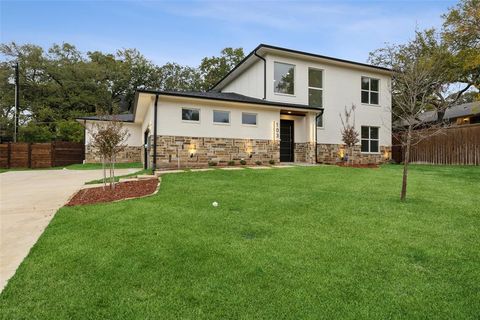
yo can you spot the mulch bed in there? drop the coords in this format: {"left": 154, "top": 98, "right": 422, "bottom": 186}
{"left": 336, "top": 163, "right": 379, "bottom": 168}
{"left": 66, "top": 179, "right": 158, "bottom": 206}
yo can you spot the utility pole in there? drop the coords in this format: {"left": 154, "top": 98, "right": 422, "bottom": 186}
{"left": 14, "top": 62, "right": 19, "bottom": 142}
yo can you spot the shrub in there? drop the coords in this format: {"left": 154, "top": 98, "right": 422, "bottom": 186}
{"left": 255, "top": 160, "right": 262, "bottom": 165}
{"left": 208, "top": 161, "right": 217, "bottom": 167}
{"left": 240, "top": 159, "right": 247, "bottom": 165}
{"left": 228, "top": 160, "right": 235, "bottom": 166}
{"left": 269, "top": 159, "right": 275, "bottom": 165}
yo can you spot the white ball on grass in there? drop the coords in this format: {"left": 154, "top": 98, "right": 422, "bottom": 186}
{"left": 212, "top": 201, "right": 219, "bottom": 207}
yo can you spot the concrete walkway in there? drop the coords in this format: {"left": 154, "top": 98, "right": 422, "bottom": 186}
{"left": 0, "top": 168, "right": 137, "bottom": 291}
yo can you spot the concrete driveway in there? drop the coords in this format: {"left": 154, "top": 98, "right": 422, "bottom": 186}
{"left": 0, "top": 168, "right": 138, "bottom": 291}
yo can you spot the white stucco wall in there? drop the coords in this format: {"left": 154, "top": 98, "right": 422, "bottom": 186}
{"left": 221, "top": 53, "right": 392, "bottom": 147}
{"left": 222, "top": 59, "right": 264, "bottom": 99}
{"left": 262, "top": 53, "right": 391, "bottom": 146}
{"left": 152, "top": 99, "right": 281, "bottom": 141}
{"left": 84, "top": 121, "right": 142, "bottom": 146}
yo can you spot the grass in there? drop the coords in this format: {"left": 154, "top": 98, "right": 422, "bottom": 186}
{"left": 84, "top": 168, "right": 152, "bottom": 185}
{"left": 64, "top": 162, "right": 143, "bottom": 170}
{"left": 0, "top": 162, "right": 142, "bottom": 173}
{"left": 0, "top": 164, "right": 478, "bottom": 319}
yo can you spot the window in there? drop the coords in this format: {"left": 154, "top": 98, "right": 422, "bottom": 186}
{"left": 361, "top": 126, "right": 379, "bottom": 153}
{"left": 361, "top": 77, "right": 379, "bottom": 105}
{"left": 213, "top": 110, "right": 230, "bottom": 124}
{"left": 316, "top": 114, "right": 323, "bottom": 128}
{"left": 182, "top": 108, "right": 199, "bottom": 121}
{"left": 274, "top": 62, "right": 295, "bottom": 95}
{"left": 242, "top": 112, "right": 257, "bottom": 125}
{"left": 309, "top": 68, "right": 323, "bottom": 108}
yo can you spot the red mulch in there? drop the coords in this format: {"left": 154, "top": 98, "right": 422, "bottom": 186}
{"left": 66, "top": 179, "right": 158, "bottom": 206}
{"left": 336, "top": 162, "right": 379, "bottom": 168}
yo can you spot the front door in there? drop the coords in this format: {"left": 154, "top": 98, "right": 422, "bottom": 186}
{"left": 280, "top": 120, "right": 294, "bottom": 162}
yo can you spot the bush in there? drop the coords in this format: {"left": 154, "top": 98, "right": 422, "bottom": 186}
{"left": 208, "top": 161, "right": 217, "bottom": 167}
{"left": 240, "top": 159, "right": 247, "bottom": 165}
{"left": 255, "top": 160, "right": 262, "bottom": 165}
{"left": 269, "top": 159, "right": 275, "bottom": 165}
{"left": 228, "top": 160, "right": 235, "bottom": 166}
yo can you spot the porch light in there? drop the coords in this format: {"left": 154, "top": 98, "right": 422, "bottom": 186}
{"left": 189, "top": 145, "right": 196, "bottom": 158}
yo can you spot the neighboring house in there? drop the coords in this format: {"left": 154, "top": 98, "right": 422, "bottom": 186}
{"left": 420, "top": 101, "right": 480, "bottom": 125}
{"left": 77, "top": 44, "right": 392, "bottom": 169}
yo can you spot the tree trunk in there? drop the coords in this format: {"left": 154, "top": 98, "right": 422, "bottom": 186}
{"left": 102, "top": 157, "right": 106, "bottom": 190}
{"left": 112, "top": 155, "right": 115, "bottom": 191}
{"left": 400, "top": 126, "right": 412, "bottom": 201}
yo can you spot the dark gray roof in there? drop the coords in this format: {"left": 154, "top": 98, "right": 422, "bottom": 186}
{"left": 445, "top": 101, "right": 480, "bottom": 119}
{"left": 394, "top": 101, "right": 480, "bottom": 127}
{"left": 137, "top": 89, "right": 319, "bottom": 110}
{"left": 76, "top": 113, "right": 134, "bottom": 122}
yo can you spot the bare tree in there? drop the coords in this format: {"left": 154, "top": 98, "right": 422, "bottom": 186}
{"left": 87, "top": 116, "right": 130, "bottom": 190}
{"left": 339, "top": 104, "right": 359, "bottom": 165}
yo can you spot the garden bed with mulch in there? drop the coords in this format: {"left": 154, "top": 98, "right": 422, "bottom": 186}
{"left": 336, "top": 162, "right": 379, "bottom": 168}
{"left": 66, "top": 179, "right": 158, "bottom": 206}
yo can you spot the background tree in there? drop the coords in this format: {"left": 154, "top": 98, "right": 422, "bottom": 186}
{"left": 370, "top": 32, "right": 449, "bottom": 201}
{"left": 339, "top": 104, "right": 359, "bottom": 165}
{"left": 198, "top": 47, "right": 244, "bottom": 91}
{"left": 0, "top": 43, "right": 244, "bottom": 142}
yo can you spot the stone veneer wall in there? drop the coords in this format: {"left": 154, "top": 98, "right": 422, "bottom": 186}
{"left": 85, "top": 145, "right": 142, "bottom": 163}
{"left": 316, "top": 144, "right": 391, "bottom": 164}
{"left": 151, "top": 135, "right": 279, "bottom": 169}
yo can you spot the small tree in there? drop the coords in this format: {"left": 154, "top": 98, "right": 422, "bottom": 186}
{"left": 369, "top": 30, "right": 451, "bottom": 201}
{"left": 88, "top": 116, "right": 130, "bottom": 190}
{"left": 339, "top": 104, "right": 359, "bottom": 165}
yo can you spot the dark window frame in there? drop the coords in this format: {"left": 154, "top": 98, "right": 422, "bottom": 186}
{"left": 181, "top": 108, "right": 200, "bottom": 122}
{"left": 361, "top": 126, "right": 380, "bottom": 153}
{"left": 361, "top": 77, "right": 380, "bottom": 105}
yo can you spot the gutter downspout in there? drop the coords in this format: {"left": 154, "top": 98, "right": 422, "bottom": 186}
{"left": 315, "top": 109, "right": 324, "bottom": 163}
{"left": 253, "top": 50, "right": 266, "bottom": 100}
{"left": 153, "top": 94, "right": 159, "bottom": 170}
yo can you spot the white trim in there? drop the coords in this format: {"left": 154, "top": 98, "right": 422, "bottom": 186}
{"left": 212, "top": 110, "right": 231, "bottom": 125}
{"left": 273, "top": 61, "right": 296, "bottom": 95}
{"left": 241, "top": 112, "right": 258, "bottom": 126}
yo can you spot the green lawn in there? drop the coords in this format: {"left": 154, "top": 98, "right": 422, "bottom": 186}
{"left": 84, "top": 168, "right": 152, "bottom": 185}
{"left": 1, "top": 165, "right": 479, "bottom": 319}
{"left": 0, "top": 162, "right": 142, "bottom": 173}
{"left": 64, "top": 162, "right": 143, "bottom": 170}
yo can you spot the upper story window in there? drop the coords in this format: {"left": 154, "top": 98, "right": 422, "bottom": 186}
{"left": 242, "top": 112, "right": 257, "bottom": 125}
{"left": 361, "top": 77, "right": 379, "bottom": 105}
{"left": 182, "top": 108, "right": 200, "bottom": 122}
{"left": 309, "top": 68, "right": 323, "bottom": 108}
{"left": 213, "top": 110, "right": 230, "bottom": 124}
{"left": 361, "top": 126, "right": 379, "bottom": 153}
{"left": 274, "top": 62, "right": 295, "bottom": 95}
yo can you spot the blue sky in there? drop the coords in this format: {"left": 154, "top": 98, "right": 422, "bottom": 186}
{"left": 1, "top": 0, "right": 457, "bottom": 66}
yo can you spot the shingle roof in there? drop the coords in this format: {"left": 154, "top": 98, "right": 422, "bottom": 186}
{"left": 137, "top": 89, "right": 319, "bottom": 110}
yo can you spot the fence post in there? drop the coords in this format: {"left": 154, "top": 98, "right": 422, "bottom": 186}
{"left": 28, "top": 143, "right": 32, "bottom": 168}
{"left": 7, "top": 142, "right": 11, "bottom": 168}
{"left": 51, "top": 141, "right": 55, "bottom": 167}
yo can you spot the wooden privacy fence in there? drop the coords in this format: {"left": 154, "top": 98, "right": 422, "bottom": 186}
{"left": 0, "top": 141, "right": 84, "bottom": 168}
{"left": 392, "top": 124, "right": 480, "bottom": 165}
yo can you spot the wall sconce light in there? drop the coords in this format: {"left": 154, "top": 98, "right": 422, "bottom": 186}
{"left": 189, "top": 145, "right": 196, "bottom": 158}
{"left": 384, "top": 150, "right": 390, "bottom": 160}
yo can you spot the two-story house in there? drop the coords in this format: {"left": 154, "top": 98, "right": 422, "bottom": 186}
{"left": 78, "top": 44, "right": 392, "bottom": 169}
